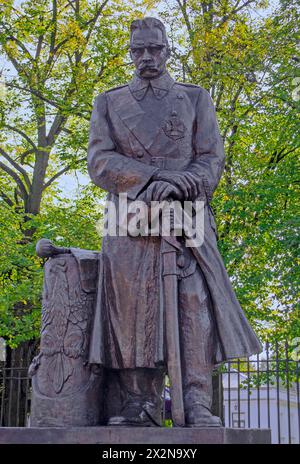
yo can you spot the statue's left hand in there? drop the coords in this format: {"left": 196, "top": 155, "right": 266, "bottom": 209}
{"left": 153, "top": 170, "right": 199, "bottom": 200}
{"left": 143, "top": 181, "right": 183, "bottom": 203}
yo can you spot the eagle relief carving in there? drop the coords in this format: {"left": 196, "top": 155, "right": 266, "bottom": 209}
{"left": 29, "top": 253, "right": 95, "bottom": 396}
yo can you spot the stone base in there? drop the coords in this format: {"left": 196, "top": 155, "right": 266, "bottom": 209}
{"left": 0, "top": 427, "right": 271, "bottom": 444}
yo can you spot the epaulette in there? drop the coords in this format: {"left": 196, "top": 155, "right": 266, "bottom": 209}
{"left": 105, "top": 83, "right": 128, "bottom": 93}
{"left": 176, "top": 82, "right": 201, "bottom": 88}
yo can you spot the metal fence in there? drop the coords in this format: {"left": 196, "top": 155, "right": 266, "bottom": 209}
{"left": 222, "top": 341, "right": 300, "bottom": 444}
{"left": 0, "top": 366, "right": 31, "bottom": 427}
{"left": 1, "top": 341, "right": 299, "bottom": 443}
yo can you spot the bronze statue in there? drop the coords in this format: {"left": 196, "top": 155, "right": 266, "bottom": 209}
{"left": 87, "top": 17, "right": 262, "bottom": 427}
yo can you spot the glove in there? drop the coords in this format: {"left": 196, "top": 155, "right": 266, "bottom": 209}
{"left": 152, "top": 170, "right": 202, "bottom": 200}
{"left": 141, "top": 181, "right": 183, "bottom": 203}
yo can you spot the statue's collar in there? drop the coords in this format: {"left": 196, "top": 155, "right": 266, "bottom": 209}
{"left": 129, "top": 71, "right": 175, "bottom": 101}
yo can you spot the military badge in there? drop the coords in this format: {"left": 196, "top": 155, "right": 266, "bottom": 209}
{"left": 162, "top": 110, "right": 186, "bottom": 140}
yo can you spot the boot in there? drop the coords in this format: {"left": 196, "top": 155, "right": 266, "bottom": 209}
{"left": 106, "top": 368, "right": 165, "bottom": 427}
{"left": 108, "top": 399, "right": 162, "bottom": 427}
{"left": 183, "top": 373, "right": 222, "bottom": 428}
{"left": 185, "top": 402, "right": 222, "bottom": 427}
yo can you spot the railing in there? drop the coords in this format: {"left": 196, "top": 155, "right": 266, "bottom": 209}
{"left": 1, "top": 341, "right": 299, "bottom": 444}
{"left": 222, "top": 341, "right": 300, "bottom": 444}
{"left": 0, "top": 366, "right": 31, "bottom": 427}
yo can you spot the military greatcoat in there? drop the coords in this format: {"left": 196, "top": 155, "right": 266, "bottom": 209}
{"left": 87, "top": 71, "right": 262, "bottom": 369}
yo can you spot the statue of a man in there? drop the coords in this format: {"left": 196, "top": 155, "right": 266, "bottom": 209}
{"left": 87, "top": 17, "right": 261, "bottom": 427}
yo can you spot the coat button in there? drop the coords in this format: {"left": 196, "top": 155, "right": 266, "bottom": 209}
{"left": 177, "top": 253, "right": 185, "bottom": 268}
{"left": 137, "top": 150, "right": 144, "bottom": 158}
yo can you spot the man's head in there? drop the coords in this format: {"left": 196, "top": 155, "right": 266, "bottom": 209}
{"left": 130, "top": 17, "right": 170, "bottom": 79}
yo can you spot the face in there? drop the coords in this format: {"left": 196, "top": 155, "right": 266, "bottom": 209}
{"left": 130, "top": 27, "right": 170, "bottom": 79}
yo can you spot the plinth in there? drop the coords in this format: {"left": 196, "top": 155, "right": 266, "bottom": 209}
{"left": 0, "top": 427, "right": 271, "bottom": 444}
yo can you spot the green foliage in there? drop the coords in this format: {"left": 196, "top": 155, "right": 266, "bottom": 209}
{"left": 162, "top": 419, "right": 173, "bottom": 427}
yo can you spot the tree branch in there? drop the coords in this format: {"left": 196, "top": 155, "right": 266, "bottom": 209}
{"left": 3, "top": 46, "right": 31, "bottom": 81}
{"left": 4, "top": 124, "right": 38, "bottom": 152}
{"left": 218, "top": 0, "right": 257, "bottom": 26}
{"left": 5, "top": 82, "right": 61, "bottom": 109}
{"left": 0, "top": 189, "right": 14, "bottom": 207}
{"left": 215, "top": 83, "right": 225, "bottom": 111}
{"left": 35, "top": 33, "right": 44, "bottom": 61}
{"left": 221, "top": 84, "right": 244, "bottom": 140}
{"left": 4, "top": 30, "right": 35, "bottom": 63}
{"left": 20, "top": 148, "right": 35, "bottom": 164}
{"left": 53, "top": 37, "right": 69, "bottom": 54}
{"left": 47, "top": 113, "right": 67, "bottom": 146}
{"left": 0, "top": 147, "right": 31, "bottom": 189}
{"left": 46, "top": 82, "right": 78, "bottom": 145}
{"left": 176, "top": 0, "right": 194, "bottom": 43}
{"left": 85, "top": 0, "right": 110, "bottom": 43}
{"left": 47, "top": 0, "right": 58, "bottom": 66}
{"left": 63, "top": 0, "right": 77, "bottom": 12}
{"left": 43, "top": 157, "right": 86, "bottom": 190}
{"left": 0, "top": 160, "right": 28, "bottom": 200}
{"left": 267, "top": 147, "right": 298, "bottom": 169}
{"left": 6, "top": 82, "right": 91, "bottom": 121}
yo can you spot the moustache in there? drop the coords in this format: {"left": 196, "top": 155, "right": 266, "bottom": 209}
{"left": 139, "top": 63, "right": 157, "bottom": 71}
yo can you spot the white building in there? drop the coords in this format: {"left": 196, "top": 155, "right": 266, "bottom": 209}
{"left": 223, "top": 370, "right": 299, "bottom": 444}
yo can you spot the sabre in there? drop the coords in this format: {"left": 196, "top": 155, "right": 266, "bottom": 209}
{"left": 160, "top": 200, "right": 185, "bottom": 427}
